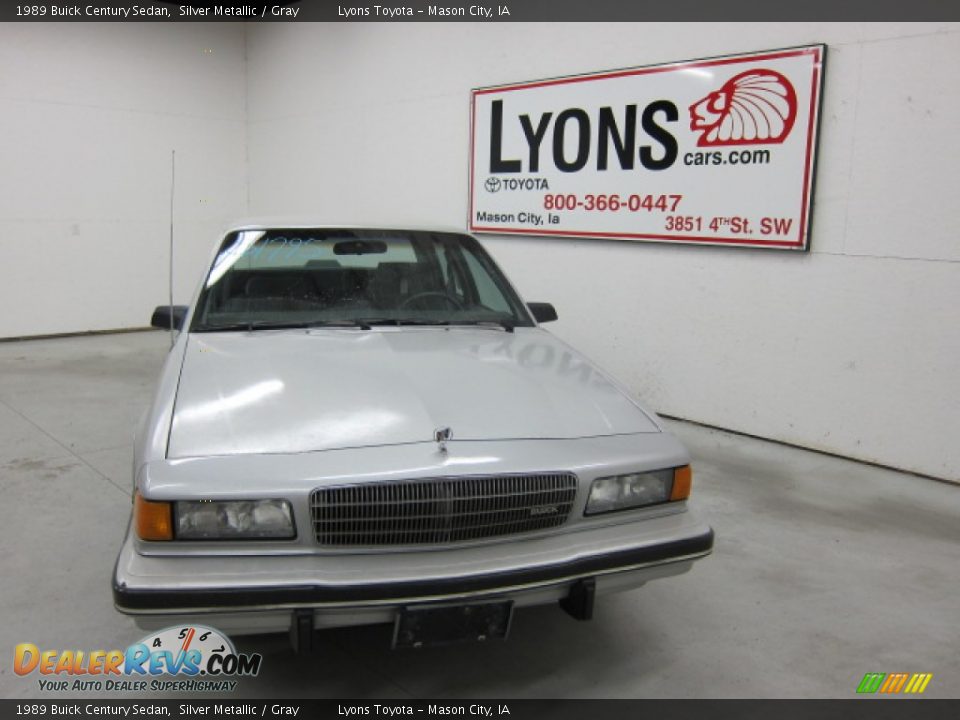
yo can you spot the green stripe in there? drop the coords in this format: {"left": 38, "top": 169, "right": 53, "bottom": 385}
{"left": 857, "top": 673, "right": 886, "bottom": 693}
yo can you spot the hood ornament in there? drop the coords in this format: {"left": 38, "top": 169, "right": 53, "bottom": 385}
{"left": 434, "top": 427, "right": 452, "bottom": 453}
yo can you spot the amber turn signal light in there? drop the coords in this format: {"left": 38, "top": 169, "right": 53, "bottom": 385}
{"left": 135, "top": 493, "right": 173, "bottom": 541}
{"left": 670, "top": 465, "right": 693, "bottom": 501}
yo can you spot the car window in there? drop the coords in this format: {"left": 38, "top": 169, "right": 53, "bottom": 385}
{"left": 462, "top": 247, "right": 513, "bottom": 314}
{"left": 435, "top": 242, "right": 469, "bottom": 306}
{"left": 192, "top": 229, "right": 533, "bottom": 331}
{"left": 231, "top": 234, "right": 418, "bottom": 269}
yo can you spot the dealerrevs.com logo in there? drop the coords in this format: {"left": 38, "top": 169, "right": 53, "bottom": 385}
{"left": 14, "top": 625, "right": 261, "bottom": 692}
{"left": 856, "top": 672, "right": 933, "bottom": 695}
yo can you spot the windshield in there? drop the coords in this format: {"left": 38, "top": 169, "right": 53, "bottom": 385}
{"left": 191, "top": 229, "right": 534, "bottom": 331}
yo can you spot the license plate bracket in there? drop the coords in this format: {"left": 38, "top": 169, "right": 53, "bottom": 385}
{"left": 393, "top": 600, "right": 514, "bottom": 649}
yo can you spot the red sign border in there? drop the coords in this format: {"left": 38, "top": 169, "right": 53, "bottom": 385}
{"left": 468, "top": 45, "right": 826, "bottom": 250}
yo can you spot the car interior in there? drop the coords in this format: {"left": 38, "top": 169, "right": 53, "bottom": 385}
{"left": 210, "top": 262, "right": 452, "bottom": 314}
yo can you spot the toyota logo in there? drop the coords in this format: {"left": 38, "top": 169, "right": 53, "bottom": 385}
{"left": 484, "top": 177, "right": 502, "bottom": 193}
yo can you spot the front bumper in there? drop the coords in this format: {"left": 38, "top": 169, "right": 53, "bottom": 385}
{"left": 114, "top": 509, "right": 713, "bottom": 634}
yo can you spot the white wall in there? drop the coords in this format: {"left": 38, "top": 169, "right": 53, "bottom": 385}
{"left": 0, "top": 24, "right": 247, "bottom": 337}
{"left": 245, "top": 23, "right": 960, "bottom": 481}
{"left": 3, "top": 23, "right": 955, "bottom": 480}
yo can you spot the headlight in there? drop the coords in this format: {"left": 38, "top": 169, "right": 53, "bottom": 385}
{"left": 585, "top": 466, "right": 692, "bottom": 515}
{"left": 175, "top": 499, "right": 295, "bottom": 540}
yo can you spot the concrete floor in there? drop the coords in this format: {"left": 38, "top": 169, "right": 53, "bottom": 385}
{"left": 0, "top": 330, "right": 957, "bottom": 699}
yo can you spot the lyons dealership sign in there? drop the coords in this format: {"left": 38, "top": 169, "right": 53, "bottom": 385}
{"left": 469, "top": 45, "right": 825, "bottom": 250}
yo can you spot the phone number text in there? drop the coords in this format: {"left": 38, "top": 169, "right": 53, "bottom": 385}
{"left": 543, "top": 194, "right": 682, "bottom": 212}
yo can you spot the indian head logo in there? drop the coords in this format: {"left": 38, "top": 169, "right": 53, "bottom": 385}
{"left": 689, "top": 69, "right": 798, "bottom": 147}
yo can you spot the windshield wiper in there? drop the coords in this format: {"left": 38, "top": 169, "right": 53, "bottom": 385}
{"left": 360, "top": 318, "right": 451, "bottom": 327}
{"left": 193, "top": 319, "right": 371, "bottom": 332}
{"left": 451, "top": 319, "right": 516, "bottom": 333}
{"left": 305, "top": 319, "right": 372, "bottom": 330}
{"left": 358, "top": 318, "right": 515, "bottom": 332}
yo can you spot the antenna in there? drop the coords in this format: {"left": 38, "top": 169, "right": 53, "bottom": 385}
{"left": 168, "top": 150, "right": 176, "bottom": 348}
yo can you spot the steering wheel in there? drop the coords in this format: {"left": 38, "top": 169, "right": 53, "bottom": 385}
{"left": 398, "top": 291, "right": 465, "bottom": 310}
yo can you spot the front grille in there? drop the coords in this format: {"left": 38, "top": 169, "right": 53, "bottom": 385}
{"left": 310, "top": 473, "right": 578, "bottom": 547}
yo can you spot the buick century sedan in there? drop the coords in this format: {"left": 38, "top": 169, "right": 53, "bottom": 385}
{"left": 113, "top": 224, "right": 713, "bottom": 651}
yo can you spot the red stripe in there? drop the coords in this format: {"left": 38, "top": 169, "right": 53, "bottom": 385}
{"left": 467, "top": 225, "right": 803, "bottom": 248}
{"left": 468, "top": 93, "right": 476, "bottom": 226}
{"left": 180, "top": 627, "right": 196, "bottom": 653}
{"left": 472, "top": 48, "right": 819, "bottom": 95}
{"left": 797, "top": 48, "right": 823, "bottom": 248}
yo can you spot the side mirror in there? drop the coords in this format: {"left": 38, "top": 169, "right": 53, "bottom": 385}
{"left": 527, "top": 302, "right": 558, "bottom": 324}
{"left": 151, "top": 305, "right": 188, "bottom": 332}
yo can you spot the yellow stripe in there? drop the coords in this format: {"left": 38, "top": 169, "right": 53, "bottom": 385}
{"left": 904, "top": 674, "right": 919, "bottom": 693}
{"left": 917, "top": 674, "right": 933, "bottom": 694}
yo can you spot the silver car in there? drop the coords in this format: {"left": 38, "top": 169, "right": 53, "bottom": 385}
{"left": 113, "top": 224, "right": 713, "bottom": 651}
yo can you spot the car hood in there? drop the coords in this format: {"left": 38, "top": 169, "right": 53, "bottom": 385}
{"left": 167, "top": 328, "right": 659, "bottom": 458}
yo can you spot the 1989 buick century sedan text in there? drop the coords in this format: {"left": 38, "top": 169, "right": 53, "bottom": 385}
{"left": 113, "top": 224, "right": 714, "bottom": 650}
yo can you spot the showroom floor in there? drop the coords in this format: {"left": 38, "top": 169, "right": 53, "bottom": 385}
{"left": 0, "top": 331, "right": 957, "bottom": 699}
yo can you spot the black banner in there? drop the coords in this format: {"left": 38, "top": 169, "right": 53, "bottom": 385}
{"left": 2, "top": 0, "right": 959, "bottom": 22}
{"left": 2, "top": 700, "right": 960, "bottom": 720}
